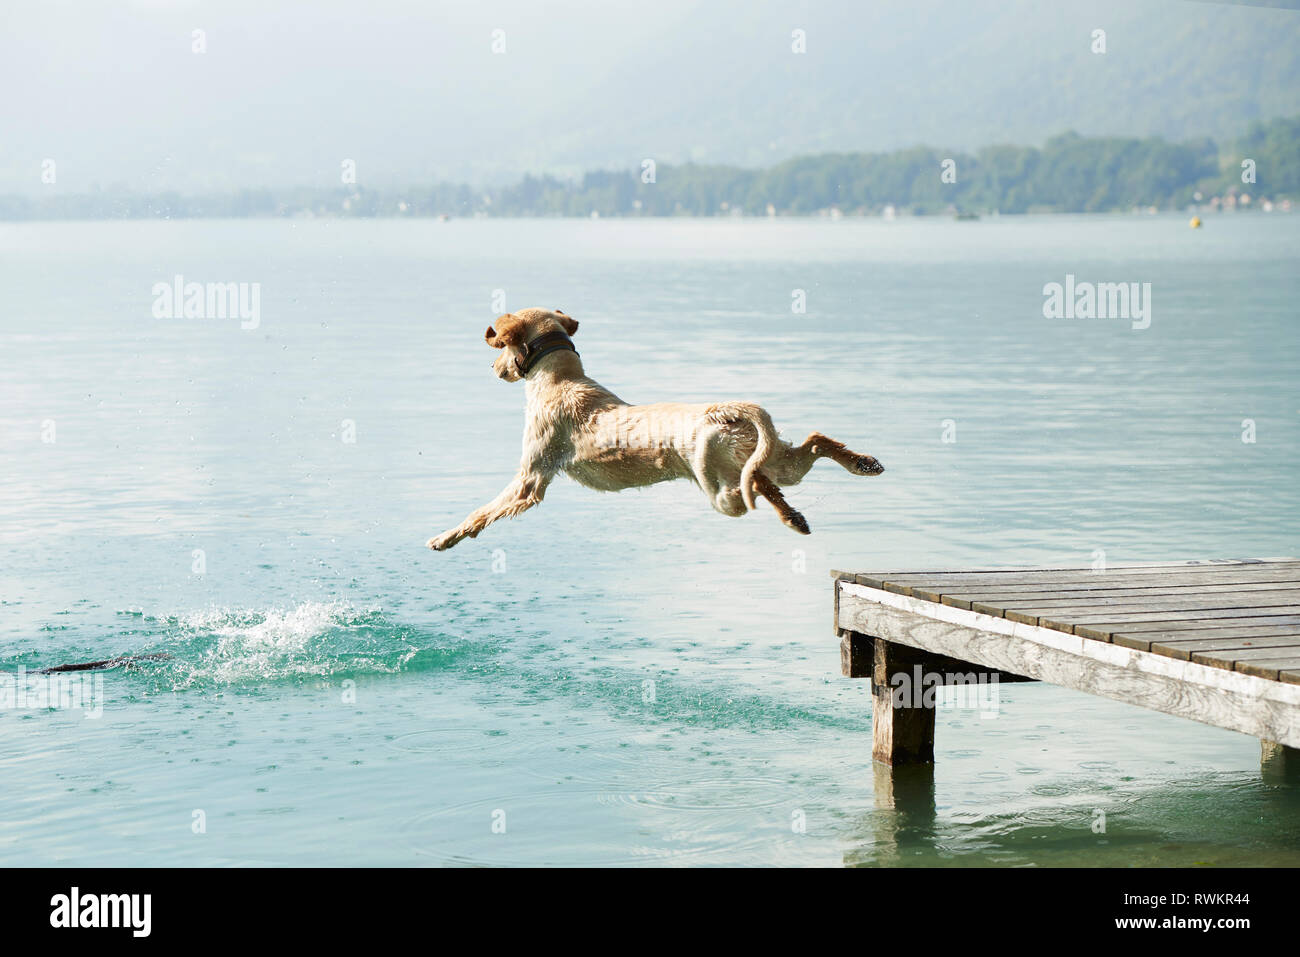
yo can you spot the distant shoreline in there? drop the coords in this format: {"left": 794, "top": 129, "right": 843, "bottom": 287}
{"left": 1, "top": 208, "right": 1291, "bottom": 227}
{"left": 4, "top": 117, "right": 1296, "bottom": 223}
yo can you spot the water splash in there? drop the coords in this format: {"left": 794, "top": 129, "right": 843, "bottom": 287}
{"left": 129, "top": 601, "right": 489, "bottom": 690}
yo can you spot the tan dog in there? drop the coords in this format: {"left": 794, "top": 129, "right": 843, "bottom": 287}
{"left": 426, "top": 308, "right": 883, "bottom": 551}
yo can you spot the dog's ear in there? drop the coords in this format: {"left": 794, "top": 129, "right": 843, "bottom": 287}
{"left": 485, "top": 315, "right": 516, "bottom": 348}
{"left": 554, "top": 310, "right": 579, "bottom": 336}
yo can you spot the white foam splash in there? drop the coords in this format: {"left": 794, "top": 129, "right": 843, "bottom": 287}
{"left": 202, "top": 601, "right": 356, "bottom": 652}
{"left": 163, "top": 601, "right": 414, "bottom": 687}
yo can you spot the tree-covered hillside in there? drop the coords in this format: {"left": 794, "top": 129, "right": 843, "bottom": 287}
{"left": 3, "top": 117, "right": 1296, "bottom": 220}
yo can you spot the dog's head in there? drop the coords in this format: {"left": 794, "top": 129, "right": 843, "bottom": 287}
{"left": 485, "top": 308, "right": 579, "bottom": 382}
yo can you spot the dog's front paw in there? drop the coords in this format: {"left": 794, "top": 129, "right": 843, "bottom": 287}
{"left": 426, "top": 531, "right": 461, "bottom": 551}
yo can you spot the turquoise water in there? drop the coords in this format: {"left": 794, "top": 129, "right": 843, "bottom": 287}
{"left": 1, "top": 214, "right": 1298, "bottom": 866}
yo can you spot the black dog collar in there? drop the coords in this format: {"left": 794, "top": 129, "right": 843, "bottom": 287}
{"left": 520, "top": 330, "right": 578, "bottom": 376}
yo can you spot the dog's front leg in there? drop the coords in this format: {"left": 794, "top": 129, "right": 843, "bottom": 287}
{"left": 426, "top": 468, "right": 553, "bottom": 551}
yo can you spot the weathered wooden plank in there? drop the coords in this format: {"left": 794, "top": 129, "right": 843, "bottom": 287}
{"left": 997, "top": 586, "right": 1300, "bottom": 604}
{"left": 881, "top": 563, "right": 1300, "bottom": 582}
{"left": 984, "top": 589, "right": 1300, "bottom": 615}
{"left": 840, "top": 629, "right": 1036, "bottom": 683}
{"left": 1217, "top": 646, "right": 1300, "bottom": 662}
{"left": 832, "top": 570, "right": 855, "bottom": 634}
{"left": 854, "top": 560, "right": 1300, "bottom": 591}
{"left": 871, "top": 577, "right": 1300, "bottom": 599}
{"left": 921, "top": 574, "right": 1300, "bottom": 603}
{"left": 930, "top": 580, "right": 1300, "bottom": 608}
{"left": 889, "top": 573, "right": 1300, "bottom": 598}
{"left": 1149, "top": 635, "right": 1300, "bottom": 661}
{"left": 934, "top": 580, "right": 1300, "bottom": 611}
{"left": 849, "top": 565, "right": 1300, "bottom": 642}
{"left": 1191, "top": 645, "right": 1300, "bottom": 670}
{"left": 1055, "top": 607, "right": 1300, "bottom": 638}
{"left": 1017, "top": 600, "right": 1300, "bottom": 630}
{"left": 1146, "top": 627, "right": 1300, "bottom": 642}
{"left": 857, "top": 558, "right": 1294, "bottom": 577}
{"left": 1126, "top": 626, "right": 1300, "bottom": 650}
{"left": 837, "top": 582, "right": 1300, "bottom": 746}
{"left": 1111, "top": 617, "right": 1300, "bottom": 636}
{"left": 1071, "top": 608, "right": 1300, "bottom": 639}
{"left": 1010, "top": 603, "right": 1300, "bottom": 628}
{"left": 1237, "top": 658, "right": 1300, "bottom": 681}
{"left": 927, "top": 573, "right": 1300, "bottom": 597}
{"left": 1282, "top": 670, "right": 1300, "bottom": 686}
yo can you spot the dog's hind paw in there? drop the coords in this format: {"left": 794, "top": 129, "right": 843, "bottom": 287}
{"left": 853, "top": 455, "right": 885, "bottom": 476}
{"left": 784, "top": 511, "right": 812, "bottom": 535}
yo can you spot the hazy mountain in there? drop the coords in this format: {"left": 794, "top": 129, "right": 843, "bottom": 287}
{"left": 2, "top": 0, "right": 1298, "bottom": 195}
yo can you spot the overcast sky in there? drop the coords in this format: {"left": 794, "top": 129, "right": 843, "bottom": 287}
{"left": 3, "top": 0, "right": 1298, "bottom": 195}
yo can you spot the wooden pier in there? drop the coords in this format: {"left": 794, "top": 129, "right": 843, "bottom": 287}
{"left": 832, "top": 559, "right": 1300, "bottom": 776}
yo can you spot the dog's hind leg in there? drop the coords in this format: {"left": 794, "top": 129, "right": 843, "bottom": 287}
{"left": 690, "top": 428, "right": 749, "bottom": 517}
{"left": 751, "top": 471, "right": 810, "bottom": 535}
{"left": 770, "top": 432, "right": 884, "bottom": 482}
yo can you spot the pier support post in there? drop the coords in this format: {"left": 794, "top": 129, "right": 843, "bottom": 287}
{"left": 871, "top": 638, "right": 937, "bottom": 766}
{"left": 1261, "top": 740, "right": 1300, "bottom": 784}
{"left": 838, "top": 621, "right": 1030, "bottom": 766}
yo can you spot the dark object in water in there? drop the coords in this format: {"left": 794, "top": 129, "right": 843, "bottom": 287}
{"left": 32, "top": 653, "right": 171, "bottom": 674}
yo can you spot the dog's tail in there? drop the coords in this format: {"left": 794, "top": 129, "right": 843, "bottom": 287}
{"left": 709, "top": 402, "right": 779, "bottom": 512}
{"left": 4, "top": 652, "right": 172, "bottom": 676}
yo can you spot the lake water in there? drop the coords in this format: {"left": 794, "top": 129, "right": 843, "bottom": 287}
{"left": 2, "top": 214, "right": 1298, "bottom": 866}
